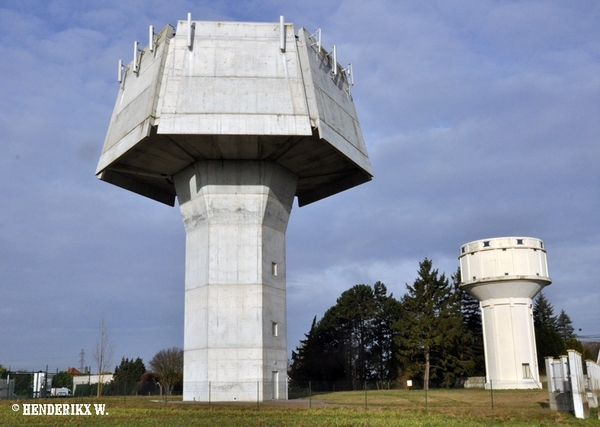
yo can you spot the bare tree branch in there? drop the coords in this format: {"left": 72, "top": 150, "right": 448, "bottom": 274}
{"left": 92, "top": 315, "right": 114, "bottom": 397}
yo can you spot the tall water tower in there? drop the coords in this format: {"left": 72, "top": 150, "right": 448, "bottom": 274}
{"left": 96, "top": 16, "right": 371, "bottom": 401}
{"left": 459, "top": 237, "right": 551, "bottom": 389}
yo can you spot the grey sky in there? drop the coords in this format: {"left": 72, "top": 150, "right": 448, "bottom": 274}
{"left": 1, "top": 0, "right": 598, "bottom": 372}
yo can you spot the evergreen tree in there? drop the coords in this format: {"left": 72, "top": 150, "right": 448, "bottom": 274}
{"left": 556, "top": 310, "right": 575, "bottom": 341}
{"left": 288, "top": 282, "right": 402, "bottom": 387}
{"left": 395, "top": 258, "right": 467, "bottom": 389}
{"left": 328, "top": 284, "right": 377, "bottom": 385}
{"left": 113, "top": 357, "right": 146, "bottom": 394}
{"left": 533, "top": 292, "right": 564, "bottom": 368}
{"left": 370, "top": 282, "right": 403, "bottom": 387}
{"left": 289, "top": 316, "right": 345, "bottom": 383}
{"left": 533, "top": 292, "right": 557, "bottom": 329}
{"left": 453, "top": 268, "right": 485, "bottom": 377}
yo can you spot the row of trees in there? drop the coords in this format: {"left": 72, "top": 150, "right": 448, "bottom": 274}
{"left": 1, "top": 348, "right": 183, "bottom": 398}
{"left": 533, "top": 293, "right": 595, "bottom": 363}
{"left": 109, "top": 348, "right": 184, "bottom": 396}
{"left": 289, "top": 258, "right": 586, "bottom": 389}
{"left": 89, "top": 315, "right": 183, "bottom": 396}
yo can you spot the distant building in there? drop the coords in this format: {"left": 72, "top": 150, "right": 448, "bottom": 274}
{"left": 66, "top": 367, "right": 82, "bottom": 376}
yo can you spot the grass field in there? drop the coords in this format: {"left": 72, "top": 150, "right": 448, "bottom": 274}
{"left": 1, "top": 388, "right": 598, "bottom": 426}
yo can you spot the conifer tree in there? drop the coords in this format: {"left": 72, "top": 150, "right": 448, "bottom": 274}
{"left": 288, "top": 282, "right": 401, "bottom": 387}
{"left": 370, "top": 282, "right": 403, "bottom": 387}
{"left": 453, "top": 268, "right": 485, "bottom": 377}
{"left": 395, "top": 258, "right": 467, "bottom": 389}
{"left": 556, "top": 310, "right": 575, "bottom": 341}
{"left": 533, "top": 292, "right": 565, "bottom": 368}
{"left": 289, "top": 316, "right": 345, "bottom": 383}
{"left": 113, "top": 357, "right": 146, "bottom": 394}
{"left": 533, "top": 292, "right": 557, "bottom": 329}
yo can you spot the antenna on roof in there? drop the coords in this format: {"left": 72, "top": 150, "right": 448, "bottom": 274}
{"left": 117, "top": 59, "right": 124, "bottom": 83}
{"left": 331, "top": 45, "right": 337, "bottom": 76}
{"left": 279, "top": 16, "right": 286, "bottom": 52}
{"left": 310, "top": 28, "right": 321, "bottom": 54}
{"left": 187, "top": 13, "right": 195, "bottom": 49}
{"left": 149, "top": 25, "right": 155, "bottom": 52}
{"left": 341, "top": 63, "right": 354, "bottom": 86}
{"left": 133, "top": 41, "right": 142, "bottom": 74}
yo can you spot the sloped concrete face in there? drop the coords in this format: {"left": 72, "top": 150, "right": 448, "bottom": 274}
{"left": 174, "top": 161, "right": 296, "bottom": 401}
{"left": 459, "top": 237, "right": 551, "bottom": 389}
{"left": 96, "top": 20, "right": 371, "bottom": 207}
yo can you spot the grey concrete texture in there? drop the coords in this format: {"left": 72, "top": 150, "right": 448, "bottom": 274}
{"left": 96, "top": 20, "right": 372, "bottom": 207}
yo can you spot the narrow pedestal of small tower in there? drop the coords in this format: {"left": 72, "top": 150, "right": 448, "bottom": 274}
{"left": 459, "top": 237, "right": 551, "bottom": 390}
{"left": 174, "top": 160, "right": 297, "bottom": 401}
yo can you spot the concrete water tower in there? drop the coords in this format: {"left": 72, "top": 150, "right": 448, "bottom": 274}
{"left": 459, "top": 237, "right": 551, "bottom": 389}
{"left": 96, "top": 15, "right": 371, "bottom": 401}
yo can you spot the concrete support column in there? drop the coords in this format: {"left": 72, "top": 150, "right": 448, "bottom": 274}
{"left": 480, "top": 296, "right": 541, "bottom": 389}
{"left": 173, "top": 160, "right": 297, "bottom": 401}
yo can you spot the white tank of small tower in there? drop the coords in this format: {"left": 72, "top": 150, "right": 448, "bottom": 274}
{"left": 459, "top": 237, "right": 551, "bottom": 389}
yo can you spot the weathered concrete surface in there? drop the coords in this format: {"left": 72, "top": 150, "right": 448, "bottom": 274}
{"left": 174, "top": 160, "right": 295, "bottom": 401}
{"left": 459, "top": 237, "right": 551, "bottom": 390}
{"left": 97, "top": 20, "right": 371, "bottom": 207}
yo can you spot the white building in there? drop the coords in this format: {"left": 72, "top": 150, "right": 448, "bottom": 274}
{"left": 459, "top": 237, "right": 551, "bottom": 389}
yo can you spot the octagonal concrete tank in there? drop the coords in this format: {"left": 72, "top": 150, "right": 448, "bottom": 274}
{"left": 459, "top": 237, "right": 551, "bottom": 390}
{"left": 96, "top": 17, "right": 372, "bottom": 402}
{"left": 96, "top": 21, "right": 372, "bottom": 207}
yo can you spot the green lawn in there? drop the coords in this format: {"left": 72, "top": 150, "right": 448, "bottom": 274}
{"left": 0, "top": 388, "right": 597, "bottom": 426}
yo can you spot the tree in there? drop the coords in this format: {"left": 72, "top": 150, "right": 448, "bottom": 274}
{"left": 288, "top": 282, "right": 402, "bottom": 387}
{"left": 370, "top": 282, "right": 403, "bottom": 387}
{"left": 51, "top": 371, "right": 73, "bottom": 389}
{"left": 149, "top": 347, "right": 183, "bottom": 396}
{"left": 453, "top": 268, "right": 485, "bottom": 377}
{"left": 113, "top": 357, "right": 146, "bottom": 394}
{"left": 556, "top": 310, "right": 575, "bottom": 341}
{"left": 395, "top": 258, "right": 467, "bottom": 389}
{"left": 533, "top": 292, "right": 564, "bottom": 368}
{"left": 327, "top": 284, "right": 377, "bottom": 385}
{"left": 533, "top": 292, "right": 557, "bottom": 330}
{"left": 289, "top": 316, "right": 345, "bottom": 384}
{"left": 92, "top": 315, "right": 115, "bottom": 397}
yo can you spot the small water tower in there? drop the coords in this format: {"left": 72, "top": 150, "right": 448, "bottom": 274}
{"left": 459, "top": 237, "right": 551, "bottom": 389}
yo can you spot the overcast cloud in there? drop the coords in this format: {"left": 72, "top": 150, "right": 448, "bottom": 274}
{"left": 1, "top": 0, "right": 598, "bottom": 372}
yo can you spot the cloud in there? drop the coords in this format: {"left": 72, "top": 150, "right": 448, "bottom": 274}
{"left": 0, "top": 0, "right": 598, "bottom": 373}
